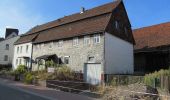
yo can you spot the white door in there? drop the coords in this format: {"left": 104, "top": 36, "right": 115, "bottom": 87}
{"left": 84, "top": 63, "right": 101, "bottom": 85}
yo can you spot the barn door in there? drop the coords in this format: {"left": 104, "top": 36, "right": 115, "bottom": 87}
{"left": 84, "top": 63, "right": 101, "bottom": 85}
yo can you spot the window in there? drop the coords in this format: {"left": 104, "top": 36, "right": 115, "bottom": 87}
{"left": 16, "top": 59, "right": 18, "bottom": 65}
{"left": 73, "top": 37, "right": 78, "bottom": 46}
{"left": 115, "top": 21, "right": 119, "bottom": 29}
{"left": 5, "top": 44, "right": 9, "bottom": 50}
{"left": 17, "top": 47, "right": 19, "bottom": 53}
{"left": 19, "top": 59, "right": 22, "bottom": 64}
{"left": 88, "top": 56, "right": 95, "bottom": 62}
{"left": 64, "top": 56, "right": 69, "bottom": 64}
{"left": 49, "top": 42, "right": 53, "bottom": 49}
{"left": 84, "top": 36, "right": 90, "bottom": 45}
{"left": 4, "top": 55, "right": 8, "bottom": 61}
{"left": 26, "top": 45, "right": 29, "bottom": 53}
{"left": 20, "top": 46, "right": 22, "bottom": 53}
{"left": 93, "top": 34, "right": 100, "bottom": 44}
{"left": 58, "top": 40, "right": 63, "bottom": 47}
{"left": 124, "top": 27, "right": 128, "bottom": 36}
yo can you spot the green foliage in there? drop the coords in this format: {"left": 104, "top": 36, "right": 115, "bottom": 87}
{"left": 15, "top": 65, "right": 27, "bottom": 75}
{"left": 144, "top": 69, "right": 170, "bottom": 87}
{"left": 24, "top": 72, "right": 33, "bottom": 84}
{"left": 45, "top": 60, "right": 55, "bottom": 67}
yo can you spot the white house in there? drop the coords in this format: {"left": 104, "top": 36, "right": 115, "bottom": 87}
{"left": 0, "top": 28, "right": 19, "bottom": 68}
{"left": 12, "top": 33, "right": 38, "bottom": 70}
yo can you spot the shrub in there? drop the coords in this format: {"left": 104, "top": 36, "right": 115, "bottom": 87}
{"left": 15, "top": 65, "right": 27, "bottom": 75}
{"left": 144, "top": 69, "right": 170, "bottom": 87}
{"left": 24, "top": 72, "right": 33, "bottom": 84}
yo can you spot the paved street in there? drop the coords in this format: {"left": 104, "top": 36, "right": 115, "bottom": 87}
{"left": 0, "top": 78, "right": 97, "bottom": 100}
{"left": 0, "top": 82, "right": 50, "bottom": 100}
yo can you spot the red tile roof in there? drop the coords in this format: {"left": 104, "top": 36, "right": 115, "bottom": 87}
{"left": 133, "top": 22, "right": 170, "bottom": 50}
{"left": 15, "top": 0, "right": 121, "bottom": 44}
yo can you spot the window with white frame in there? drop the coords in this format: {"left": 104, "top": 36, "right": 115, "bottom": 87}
{"left": 73, "top": 37, "right": 78, "bottom": 46}
{"left": 26, "top": 45, "right": 29, "bottom": 53}
{"left": 49, "top": 42, "right": 53, "bottom": 49}
{"left": 93, "top": 34, "right": 100, "bottom": 44}
{"left": 64, "top": 56, "right": 69, "bottom": 64}
{"left": 19, "top": 59, "right": 22, "bottom": 64}
{"left": 17, "top": 47, "right": 19, "bottom": 53}
{"left": 84, "top": 36, "right": 90, "bottom": 45}
{"left": 20, "top": 46, "right": 23, "bottom": 53}
{"left": 58, "top": 40, "right": 63, "bottom": 47}
{"left": 16, "top": 59, "right": 18, "bottom": 65}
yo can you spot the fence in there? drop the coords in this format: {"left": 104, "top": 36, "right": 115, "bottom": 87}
{"left": 105, "top": 75, "right": 144, "bottom": 86}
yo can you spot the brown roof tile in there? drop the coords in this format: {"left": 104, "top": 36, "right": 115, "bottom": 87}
{"left": 133, "top": 22, "right": 170, "bottom": 50}
{"left": 15, "top": 1, "right": 121, "bottom": 44}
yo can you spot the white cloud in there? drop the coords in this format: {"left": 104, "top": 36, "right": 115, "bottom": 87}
{"left": 0, "top": 0, "right": 44, "bottom": 37}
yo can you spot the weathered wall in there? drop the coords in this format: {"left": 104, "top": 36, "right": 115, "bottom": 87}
{"left": 0, "top": 36, "right": 20, "bottom": 65}
{"left": 32, "top": 34, "right": 104, "bottom": 72}
{"left": 105, "top": 32, "right": 134, "bottom": 74}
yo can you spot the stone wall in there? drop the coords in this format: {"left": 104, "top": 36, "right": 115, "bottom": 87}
{"left": 32, "top": 33, "right": 104, "bottom": 73}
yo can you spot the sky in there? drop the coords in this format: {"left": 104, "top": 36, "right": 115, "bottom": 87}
{"left": 0, "top": 0, "right": 170, "bottom": 37}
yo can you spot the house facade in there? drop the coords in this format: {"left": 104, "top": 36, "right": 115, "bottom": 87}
{"left": 133, "top": 22, "right": 170, "bottom": 74}
{"left": 14, "top": 1, "right": 135, "bottom": 84}
{"left": 13, "top": 33, "right": 38, "bottom": 69}
{"left": 0, "top": 28, "right": 19, "bottom": 68}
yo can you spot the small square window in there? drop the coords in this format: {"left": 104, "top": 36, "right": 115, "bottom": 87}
{"left": 64, "top": 57, "right": 69, "bottom": 64}
{"left": 88, "top": 56, "right": 95, "bottom": 62}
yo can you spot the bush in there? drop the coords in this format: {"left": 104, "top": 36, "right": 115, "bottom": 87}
{"left": 24, "top": 72, "right": 33, "bottom": 84}
{"left": 15, "top": 65, "right": 27, "bottom": 75}
{"left": 144, "top": 69, "right": 170, "bottom": 87}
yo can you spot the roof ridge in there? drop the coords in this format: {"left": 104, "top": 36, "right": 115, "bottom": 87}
{"left": 23, "top": 1, "right": 121, "bottom": 36}
{"left": 133, "top": 21, "right": 170, "bottom": 32}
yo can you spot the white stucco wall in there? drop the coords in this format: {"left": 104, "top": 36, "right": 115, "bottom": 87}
{"left": 13, "top": 42, "right": 32, "bottom": 69}
{"left": 0, "top": 36, "right": 20, "bottom": 65}
{"left": 105, "top": 33, "right": 134, "bottom": 74}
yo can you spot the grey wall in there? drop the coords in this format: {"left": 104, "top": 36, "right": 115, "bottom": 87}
{"left": 32, "top": 33, "right": 104, "bottom": 73}
{"left": 0, "top": 36, "right": 20, "bottom": 65}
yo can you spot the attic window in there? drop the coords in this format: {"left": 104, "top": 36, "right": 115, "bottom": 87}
{"left": 115, "top": 21, "right": 119, "bottom": 30}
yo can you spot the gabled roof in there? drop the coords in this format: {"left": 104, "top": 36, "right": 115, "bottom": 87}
{"left": 15, "top": 0, "right": 123, "bottom": 44}
{"left": 133, "top": 22, "right": 170, "bottom": 50}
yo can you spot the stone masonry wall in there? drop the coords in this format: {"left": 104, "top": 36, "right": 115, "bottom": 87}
{"left": 32, "top": 33, "right": 104, "bottom": 73}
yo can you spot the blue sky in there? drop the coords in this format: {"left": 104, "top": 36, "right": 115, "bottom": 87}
{"left": 0, "top": 0, "right": 170, "bottom": 37}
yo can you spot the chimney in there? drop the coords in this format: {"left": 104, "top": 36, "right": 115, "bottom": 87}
{"left": 80, "top": 7, "right": 85, "bottom": 14}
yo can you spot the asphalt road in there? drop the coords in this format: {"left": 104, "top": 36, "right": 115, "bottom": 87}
{"left": 0, "top": 82, "right": 51, "bottom": 100}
